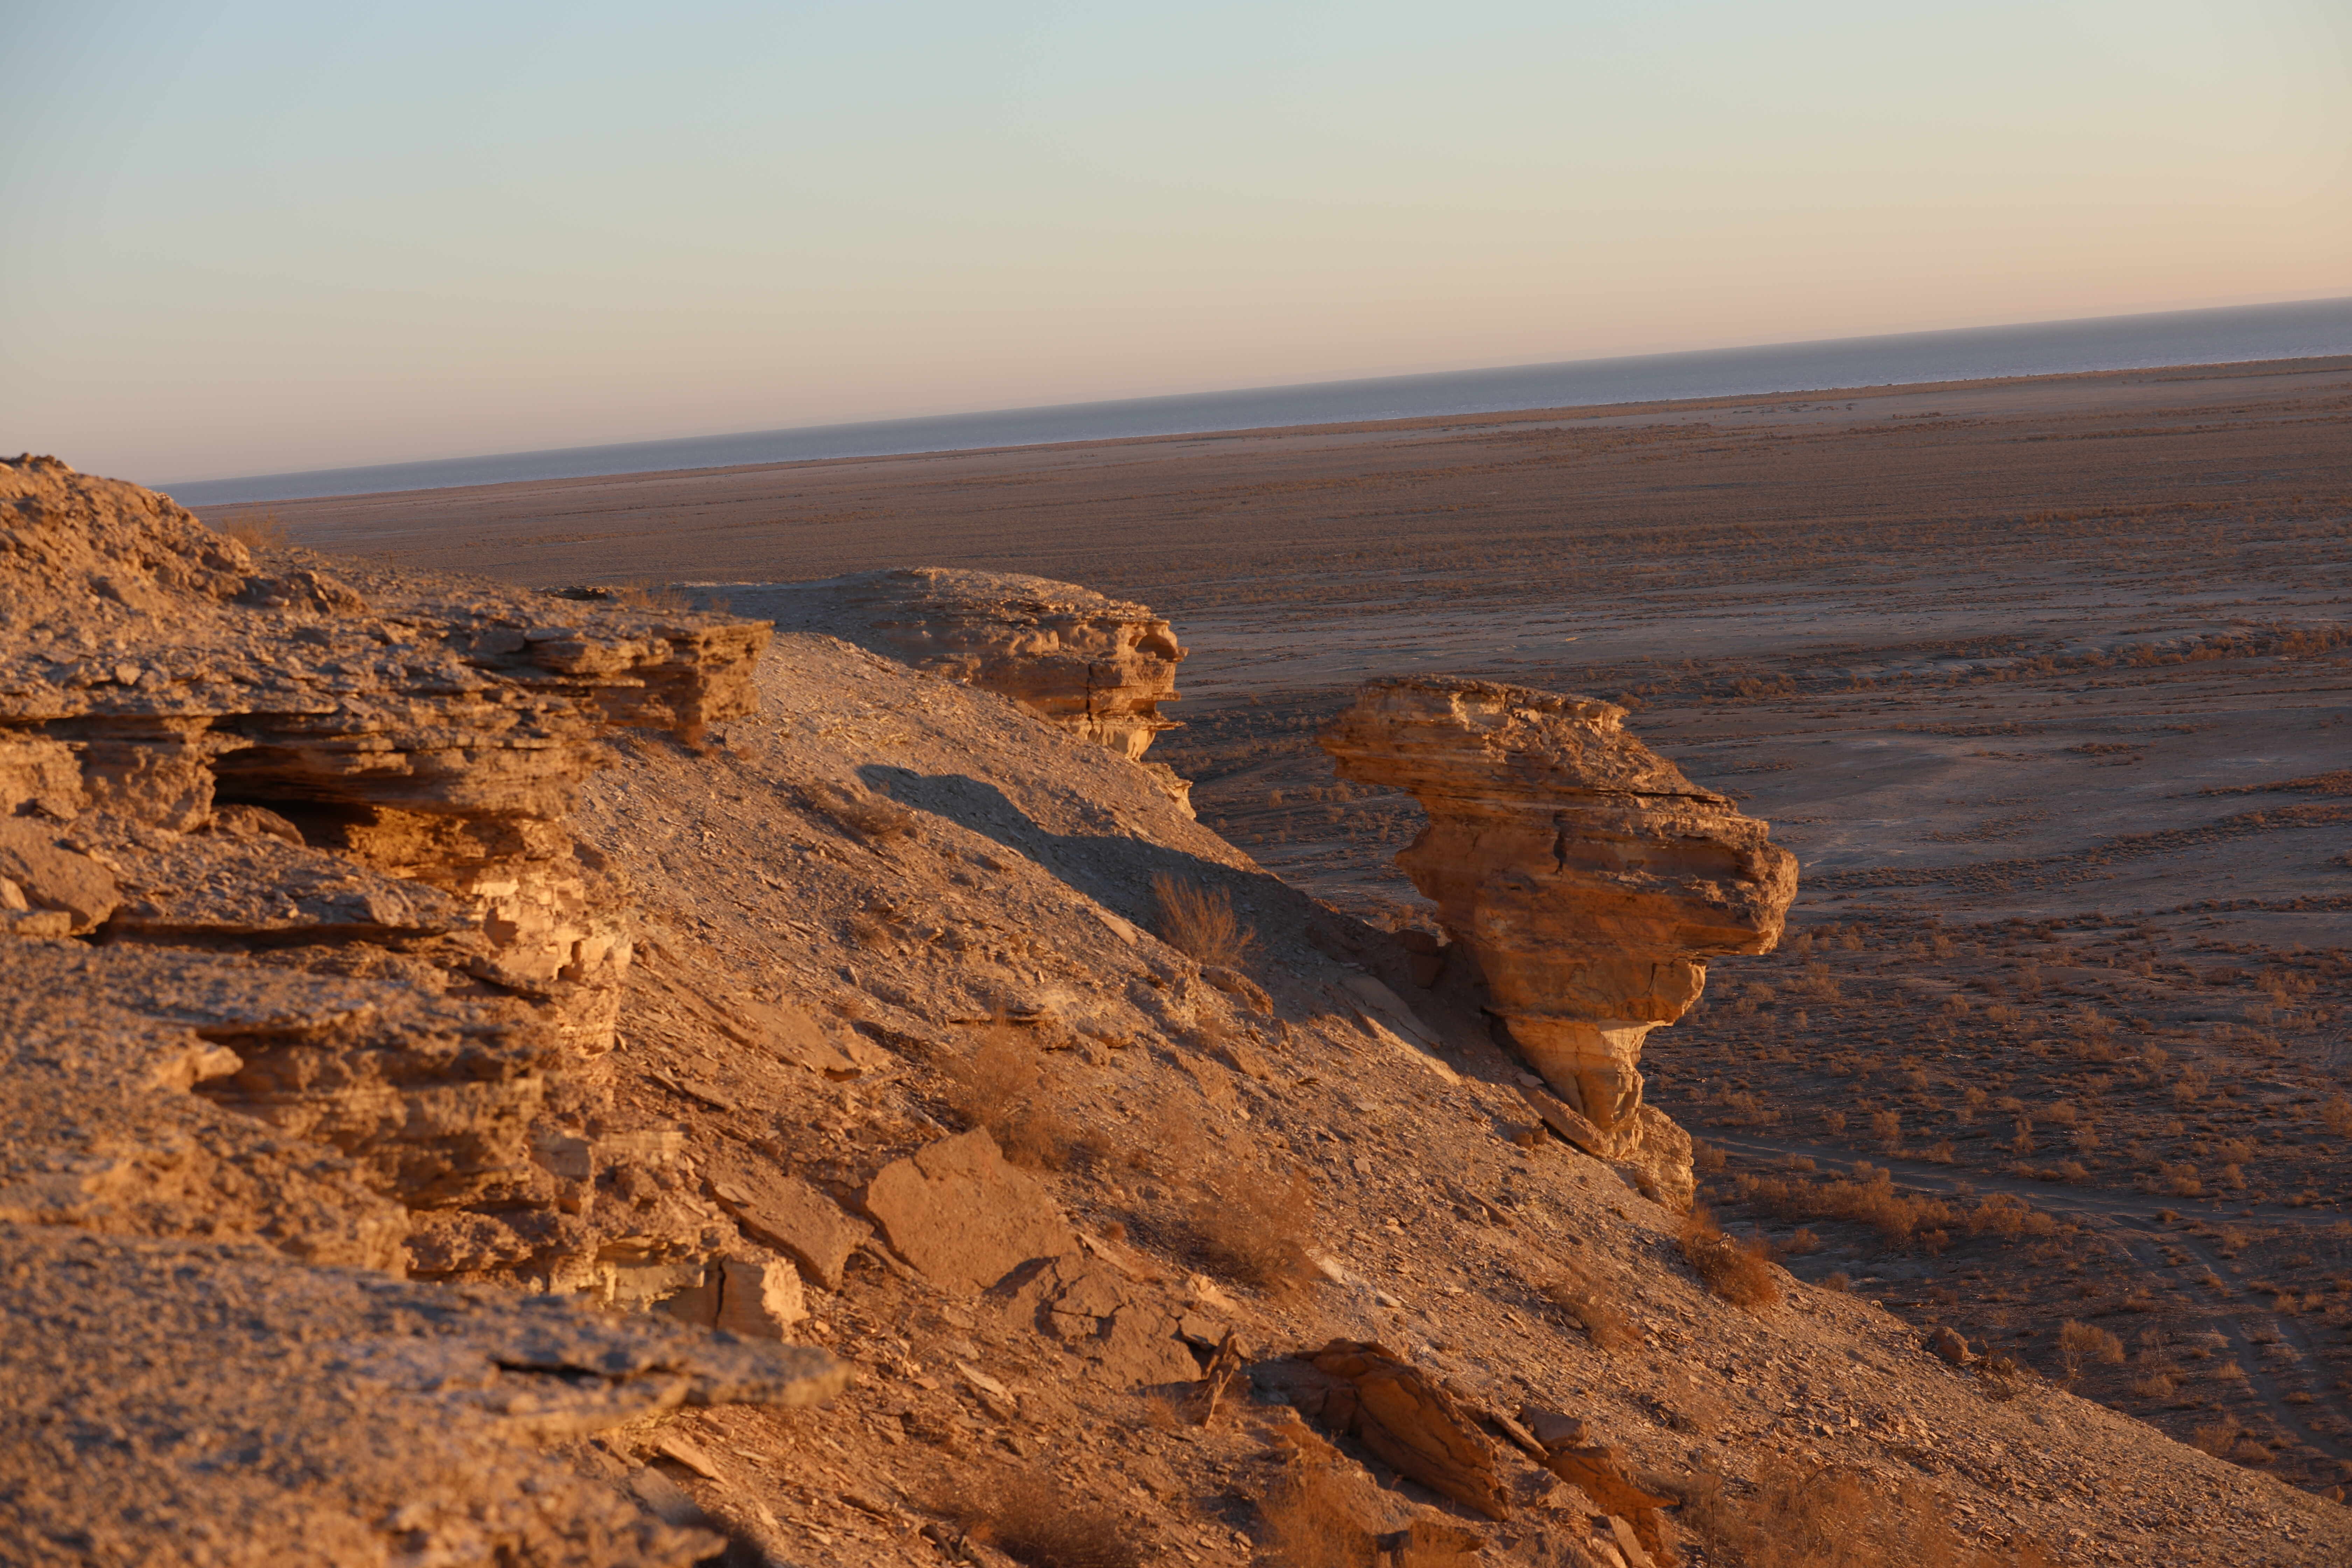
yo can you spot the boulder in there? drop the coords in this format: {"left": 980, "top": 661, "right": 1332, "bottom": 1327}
{"left": 995, "top": 1253, "right": 1200, "bottom": 1386}
{"left": 707, "top": 1159, "right": 874, "bottom": 1291}
{"left": 1283, "top": 1338, "right": 1511, "bottom": 1522}
{"left": 860, "top": 1128, "right": 1075, "bottom": 1292}
{"left": 1320, "top": 678, "right": 1795, "bottom": 1208}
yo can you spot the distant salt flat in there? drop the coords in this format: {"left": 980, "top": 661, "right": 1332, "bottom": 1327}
{"left": 162, "top": 296, "right": 2352, "bottom": 504}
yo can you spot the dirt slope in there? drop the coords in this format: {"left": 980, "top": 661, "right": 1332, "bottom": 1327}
{"left": 561, "top": 619, "right": 2351, "bottom": 1566}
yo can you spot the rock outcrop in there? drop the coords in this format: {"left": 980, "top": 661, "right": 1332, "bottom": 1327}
{"left": 0, "top": 457, "right": 793, "bottom": 1286}
{"left": 1320, "top": 677, "right": 1795, "bottom": 1207}
{"left": 676, "top": 568, "right": 1194, "bottom": 811}
{"left": 0, "top": 1226, "right": 845, "bottom": 1568}
{"left": 0, "top": 457, "right": 861, "bottom": 1559}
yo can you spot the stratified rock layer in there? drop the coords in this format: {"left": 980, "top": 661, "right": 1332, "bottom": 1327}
{"left": 680, "top": 568, "right": 1194, "bottom": 810}
{"left": 0, "top": 457, "right": 771, "bottom": 1273}
{"left": 1320, "top": 677, "right": 1795, "bottom": 1206}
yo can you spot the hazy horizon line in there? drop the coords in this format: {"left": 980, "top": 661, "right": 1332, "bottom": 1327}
{"left": 168, "top": 293, "right": 2352, "bottom": 506}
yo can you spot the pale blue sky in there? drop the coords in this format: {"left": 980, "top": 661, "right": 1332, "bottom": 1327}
{"left": 5, "top": 0, "right": 2346, "bottom": 483}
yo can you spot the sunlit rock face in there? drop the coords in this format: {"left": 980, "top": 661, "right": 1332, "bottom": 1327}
{"left": 0, "top": 455, "right": 769, "bottom": 1262}
{"left": 683, "top": 568, "right": 1194, "bottom": 812}
{"left": 1320, "top": 676, "right": 1795, "bottom": 1206}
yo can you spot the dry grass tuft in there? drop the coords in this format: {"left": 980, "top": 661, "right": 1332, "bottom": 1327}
{"left": 941, "top": 1024, "right": 1077, "bottom": 1170}
{"left": 1538, "top": 1266, "right": 1636, "bottom": 1350}
{"left": 607, "top": 580, "right": 696, "bottom": 612}
{"left": 1150, "top": 873, "right": 1255, "bottom": 967}
{"left": 1182, "top": 1166, "right": 1317, "bottom": 1295}
{"left": 1680, "top": 1208, "right": 1781, "bottom": 1310}
{"left": 217, "top": 512, "right": 293, "bottom": 550}
{"left": 2058, "top": 1320, "right": 2126, "bottom": 1377}
{"left": 938, "top": 1470, "right": 1144, "bottom": 1568}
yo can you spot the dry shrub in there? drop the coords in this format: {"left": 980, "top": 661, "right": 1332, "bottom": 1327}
{"left": 1539, "top": 1267, "right": 1636, "bottom": 1350}
{"left": 2058, "top": 1320, "right": 2125, "bottom": 1377}
{"left": 1257, "top": 1459, "right": 1380, "bottom": 1568}
{"left": 1183, "top": 1166, "right": 1316, "bottom": 1295}
{"left": 607, "top": 580, "right": 695, "bottom": 612}
{"left": 1738, "top": 1169, "right": 2056, "bottom": 1252}
{"left": 2190, "top": 1420, "right": 2239, "bottom": 1457}
{"left": 1680, "top": 1208, "right": 1781, "bottom": 1310}
{"left": 942, "top": 1024, "right": 1076, "bottom": 1170}
{"left": 806, "top": 780, "right": 915, "bottom": 843}
{"left": 939, "top": 1469, "right": 1143, "bottom": 1568}
{"left": 217, "top": 512, "right": 292, "bottom": 549}
{"left": 1682, "top": 1461, "right": 2054, "bottom": 1567}
{"left": 1151, "top": 873, "right": 1255, "bottom": 967}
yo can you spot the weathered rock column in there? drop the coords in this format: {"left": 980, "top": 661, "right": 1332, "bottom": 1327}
{"left": 1320, "top": 677, "right": 1795, "bottom": 1206}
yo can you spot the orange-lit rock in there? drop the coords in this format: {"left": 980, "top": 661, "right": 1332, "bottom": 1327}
{"left": 688, "top": 568, "right": 1194, "bottom": 811}
{"left": 1320, "top": 677, "right": 1795, "bottom": 1207}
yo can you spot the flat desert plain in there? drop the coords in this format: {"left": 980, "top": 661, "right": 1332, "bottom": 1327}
{"left": 210, "top": 355, "right": 2352, "bottom": 1492}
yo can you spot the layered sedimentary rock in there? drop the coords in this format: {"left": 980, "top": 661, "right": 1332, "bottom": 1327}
{"left": 1320, "top": 677, "right": 1795, "bottom": 1206}
{"left": 0, "top": 457, "right": 768, "bottom": 1271}
{"left": 0, "top": 458, "right": 848, "bottom": 1557}
{"left": 680, "top": 568, "right": 1195, "bottom": 811}
{"left": 1, "top": 456, "right": 766, "bottom": 1053}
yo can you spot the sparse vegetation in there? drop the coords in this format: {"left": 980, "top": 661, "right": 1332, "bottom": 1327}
{"left": 1150, "top": 873, "right": 1255, "bottom": 967}
{"left": 216, "top": 512, "right": 292, "bottom": 550}
{"left": 1680, "top": 1207, "right": 1781, "bottom": 1310}
{"left": 1181, "top": 1165, "right": 1316, "bottom": 1295}
{"left": 937, "top": 1469, "right": 1144, "bottom": 1568}
{"left": 940, "top": 1023, "right": 1080, "bottom": 1170}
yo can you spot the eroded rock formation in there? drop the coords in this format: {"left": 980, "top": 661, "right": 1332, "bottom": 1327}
{"left": 1320, "top": 677, "right": 1795, "bottom": 1207}
{"left": 0, "top": 456, "right": 776, "bottom": 1277}
{"left": 680, "top": 568, "right": 1195, "bottom": 811}
{"left": 0, "top": 457, "right": 855, "bottom": 1559}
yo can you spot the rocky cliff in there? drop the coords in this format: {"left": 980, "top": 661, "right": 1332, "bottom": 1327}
{"left": 0, "top": 457, "right": 839, "bottom": 1565}
{"left": 1320, "top": 677, "right": 1797, "bottom": 1208}
{"left": 5, "top": 461, "right": 2332, "bottom": 1568}
{"left": 679, "top": 567, "right": 1196, "bottom": 811}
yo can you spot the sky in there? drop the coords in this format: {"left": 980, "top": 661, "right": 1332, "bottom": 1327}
{"left": 4, "top": 0, "right": 2347, "bottom": 485}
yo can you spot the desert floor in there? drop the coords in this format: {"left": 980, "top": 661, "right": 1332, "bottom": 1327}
{"left": 211, "top": 354, "right": 2352, "bottom": 1494}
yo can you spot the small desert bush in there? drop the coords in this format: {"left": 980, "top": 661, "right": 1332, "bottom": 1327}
{"left": 1681, "top": 1208, "right": 1780, "bottom": 1310}
{"left": 1150, "top": 873, "right": 1255, "bottom": 967}
{"left": 938, "top": 1470, "right": 1143, "bottom": 1568}
{"left": 217, "top": 511, "right": 292, "bottom": 550}
{"left": 2058, "top": 1320, "right": 2126, "bottom": 1377}
{"left": 607, "top": 580, "right": 696, "bottom": 612}
{"left": 1539, "top": 1267, "right": 1636, "bottom": 1350}
{"left": 1182, "top": 1166, "right": 1316, "bottom": 1295}
{"left": 942, "top": 1024, "right": 1076, "bottom": 1170}
{"left": 2190, "top": 1421, "right": 2240, "bottom": 1458}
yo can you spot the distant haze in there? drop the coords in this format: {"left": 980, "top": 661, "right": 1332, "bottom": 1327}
{"left": 6, "top": 1, "right": 2348, "bottom": 484}
{"left": 163, "top": 300, "right": 2352, "bottom": 505}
